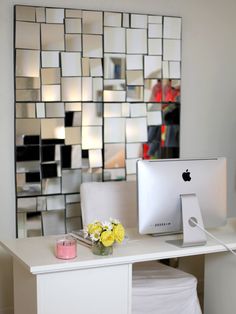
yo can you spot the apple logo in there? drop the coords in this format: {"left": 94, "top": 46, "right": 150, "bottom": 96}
{"left": 182, "top": 169, "right": 191, "bottom": 182}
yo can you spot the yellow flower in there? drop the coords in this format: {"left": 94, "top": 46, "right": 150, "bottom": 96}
{"left": 113, "top": 223, "right": 125, "bottom": 243}
{"left": 100, "top": 230, "right": 115, "bottom": 247}
{"left": 88, "top": 223, "right": 102, "bottom": 235}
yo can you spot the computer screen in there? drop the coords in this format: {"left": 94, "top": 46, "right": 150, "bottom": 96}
{"left": 137, "top": 158, "right": 227, "bottom": 239}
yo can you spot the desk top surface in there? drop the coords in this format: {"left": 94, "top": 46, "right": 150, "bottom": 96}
{"left": 1, "top": 218, "right": 236, "bottom": 275}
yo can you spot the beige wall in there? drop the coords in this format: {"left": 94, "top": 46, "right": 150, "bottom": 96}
{"left": 0, "top": 0, "right": 236, "bottom": 312}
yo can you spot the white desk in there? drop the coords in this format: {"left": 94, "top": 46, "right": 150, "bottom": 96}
{"left": 2, "top": 219, "right": 236, "bottom": 314}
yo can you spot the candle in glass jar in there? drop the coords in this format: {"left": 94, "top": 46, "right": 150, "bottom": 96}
{"left": 56, "top": 237, "right": 77, "bottom": 259}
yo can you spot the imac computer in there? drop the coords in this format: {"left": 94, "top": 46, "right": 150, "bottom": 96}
{"left": 136, "top": 158, "right": 227, "bottom": 247}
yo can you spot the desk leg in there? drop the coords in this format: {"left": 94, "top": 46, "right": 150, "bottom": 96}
{"left": 204, "top": 252, "right": 236, "bottom": 314}
{"left": 13, "top": 259, "right": 132, "bottom": 314}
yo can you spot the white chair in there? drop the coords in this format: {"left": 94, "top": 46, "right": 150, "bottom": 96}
{"left": 80, "top": 181, "right": 202, "bottom": 314}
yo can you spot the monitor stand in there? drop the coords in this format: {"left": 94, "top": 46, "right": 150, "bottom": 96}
{"left": 166, "top": 193, "right": 207, "bottom": 248}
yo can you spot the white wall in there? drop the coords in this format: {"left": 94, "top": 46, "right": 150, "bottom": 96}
{"left": 0, "top": 0, "right": 236, "bottom": 312}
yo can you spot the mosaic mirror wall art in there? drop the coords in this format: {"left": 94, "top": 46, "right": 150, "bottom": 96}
{"left": 14, "top": 5, "right": 182, "bottom": 237}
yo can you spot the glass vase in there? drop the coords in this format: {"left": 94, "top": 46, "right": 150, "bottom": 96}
{"left": 91, "top": 241, "right": 113, "bottom": 256}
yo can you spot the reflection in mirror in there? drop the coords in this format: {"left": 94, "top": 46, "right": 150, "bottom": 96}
{"left": 104, "top": 143, "right": 125, "bottom": 168}
{"left": 41, "top": 163, "right": 59, "bottom": 179}
{"left": 42, "top": 178, "right": 61, "bottom": 194}
{"left": 126, "top": 55, "right": 143, "bottom": 70}
{"left": 42, "top": 210, "right": 65, "bottom": 236}
{"left": 162, "top": 79, "right": 180, "bottom": 102}
{"left": 126, "top": 158, "right": 139, "bottom": 175}
{"left": 126, "top": 117, "right": 148, "bottom": 142}
{"left": 82, "top": 103, "right": 102, "bottom": 126}
{"left": 65, "top": 102, "right": 81, "bottom": 112}
{"left": 130, "top": 103, "right": 146, "bottom": 117}
{"left": 126, "top": 86, "right": 143, "bottom": 102}
{"left": 41, "top": 24, "right": 65, "bottom": 50}
{"left": 104, "top": 27, "right": 126, "bottom": 53}
{"left": 61, "top": 52, "right": 81, "bottom": 77}
{"left": 82, "top": 58, "right": 90, "bottom": 76}
{"left": 16, "top": 78, "right": 40, "bottom": 90}
{"left": 17, "top": 161, "right": 40, "bottom": 173}
{"left": 144, "top": 79, "right": 159, "bottom": 102}
{"left": 18, "top": 197, "right": 37, "bottom": 212}
{"left": 82, "top": 77, "right": 93, "bottom": 101}
{"left": 16, "top": 49, "right": 40, "bottom": 77}
{"left": 15, "top": 5, "right": 35, "bottom": 22}
{"left": 82, "top": 11, "right": 103, "bottom": 34}
{"left": 65, "top": 111, "right": 82, "bottom": 126}
{"left": 65, "top": 18, "right": 82, "bottom": 33}
{"left": 37, "top": 196, "right": 47, "bottom": 211}
{"left": 26, "top": 212, "right": 42, "bottom": 237}
{"left": 103, "top": 168, "right": 125, "bottom": 181}
{"left": 15, "top": 21, "right": 40, "bottom": 49}
{"left": 66, "top": 194, "right": 80, "bottom": 204}
{"left": 104, "top": 80, "right": 125, "bottom": 91}
{"left": 61, "top": 145, "right": 82, "bottom": 169}
{"left": 62, "top": 77, "right": 81, "bottom": 101}
{"left": 126, "top": 29, "right": 147, "bottom": 54}
{"left": 89, "top": 149, "right": 103, "bottom": 168}
{"left": 65, "top": 127, "right": 81, "bottom": 145}
{"left": 41, "top": 68, "right": 61, "bottom": 85}
{"left": 82, "top": 126, "right": 103, "bottom": 149}
{"left": 14, "top": 6, "right": 181, "bottom": 238}
{"left": 17, "top": 173, "right": 41, "bottom": 196}
{"left": 82, "top": 168, "right": 103, "bottom": 182}
{"left": 36, "top": 7, "right": 45, "bottom": 23}
{"left": 122, "top": 102, "right": 130, "bottom": 117}
{"left": 103, "top": 90, "right": 126, "bottom": 102}
{"left": 36, "top": 102, "right": 45, "bottom": 118}
{"left": 148, "top": 23, "right": 162, "bottom": 38}
{"left": 123, "top": 13, "right": 129, "bottom": 27}
{"left": 41, "top": 51, "right": 59, "bottom": 68}
{"left": 62, "top": 169, "right": 81, "bottom": 193}
{"left": 104, "top": 118, "right": 125, "bottom": 143}
{"left": 93, "top": 78, "right": 103, "bottom": 101}
{"left": 46, "top": 195, "right": 65, "bottom": 210}
{"left": 169, "top": 61, "right": 181, "bottom": 79}
{"left": 16, "top": 119, "right": 40, "bottom": 144}
{"left": 42, "top": 85, "right": 61, "bottom": 102}
{"left": 104, "top": 103, "right": 122, "bottom": 117}
{"left": 83, "top": 34, "right": 103, "bottom": 57}
{"left": 65, "top": 34, "right": 82, "bottom": 51}
{"left": 163, "top": 39, "right": 181, "bottom": 61}
{"left": 126, "top": 143, "right": 143, "bottom": 158}
{"left": 131, "top": 14, "right": 147, "bottom": 29}
{"left": 163, "top": 17, "right": 181, "bottom": 39}
{"left": 46, "top": 103, "right": 65, "bottom": 118}
{"left": 16, "top": 90, "right": 40, "bottom": 102}
{"left": 147, "top": 110, "right": 162, "bottom": 125}
{"left": 148, "top": 38, "right": 162, "bottom": 55}
{"left": 41, "top": 118, "right": 65, "bottom": 140}
{"left": 104, "top": 54, "right": 125, "bottom": 79}
{"left": 41, "top": 145, "right": 60, "bottom": 163}
{"left": 162, "top": 103, "right": 180, "bottom": 125}
{"left": 127, "top": 71, "right": 143, "bottom": 86}
{"left": 144, "top": 55, "right": 162, "bottom": 78}
{"left": 46, "top": 8, "right": 64, "bottom": 23}
{"left": 90, "top": 58, "right": 103, "bottom": 77}
{"left": 66, "top": 9, "right": 82, "bottom": 18}
{"left": 104, "top": 12, "right": 122, "bottom": 27}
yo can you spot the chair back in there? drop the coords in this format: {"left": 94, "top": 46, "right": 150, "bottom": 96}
{"left": 80, "top": 181, "right": 137, "bottom": 228}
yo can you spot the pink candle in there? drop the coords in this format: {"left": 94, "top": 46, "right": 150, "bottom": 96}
{"left": 56, "top": 237, "right": 77, "bottom": 260}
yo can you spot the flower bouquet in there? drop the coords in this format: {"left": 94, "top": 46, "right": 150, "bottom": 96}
{"left": 84, "top": 218, "right": 125, "bottom": 256}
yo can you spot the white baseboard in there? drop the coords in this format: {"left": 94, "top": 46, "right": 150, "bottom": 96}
{"left": 0, "top": 306, "right": 14, "bottom": 314}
